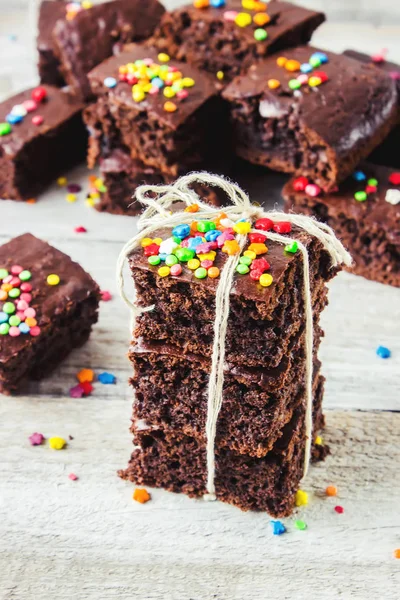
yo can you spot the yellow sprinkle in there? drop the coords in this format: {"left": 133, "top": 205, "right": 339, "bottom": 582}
{"left": 285, "top": 59, "right": 301, "bottom": 72}
{"left": 253, "top": 12, "right": 270, "bottom": 26}
{"left": 49, "top": 436, "right": 66, "bottom": 450}
{"left": 259, "top": 273, "right": 273, "bottom": 287}
{"left": 47, "top": 274, "right": 60, "bottom": 286}
{"left": 193, "top": 0, "right": 210, "bottom": 7}
{"left": 235, "top": 12, "right": 252, "bottom": 27}
{"left": 153, "top": 238, "right": 163, "bottom": 245}
{"left": 57, "top": 176, "right": 67, "bottom": 187}
{"left": 132, "top": 89, "right": 145, "bottom": 102}
{"left": 164, "top": 101, "right": 177, "bottom": 112}
{"left": 163, "top": 86, "right": 176, "bottom": 98}
{"left": 182, "top": 77, "right": 195, "bottom": 88}
{"left": 185, "top": 203, "right": 199, "bottom": 213}
{"left": 242, "top": 0, "right": 256, "bottom": 10}
{"left": 248, "top": 242, "right": 268, "bottom": 255}
{"left": 81, "top": 0, "right": 93, "bottom": 7}
{"left": 216, "top": 71, "right": 224, "bottom": 81}
{"left": 158, "top": 266, "right": 170, "bottom": 277}
{"left": 243, "top": 250, "right": 256, "bottom": 260}
{"left": 188, "top": 259, "right": 201, "bottom": 270}
{"left": 233, "top": 221, "right": 251, "bottom": 234}
{"left": 295, "top": 489, "right": 308, "bottom": 507}
{"left": 66, "top": 193, "right": 77, "bottom": 203}
{"left": 309, "top": 76, "right": 322, "bottom": 87}
{"left": 315, "top": 436, "right": 323, "bottom": 445}
{"left": 158, "top": 53, "right": 170, "bottom": 63}
{"left": 197, "top": 251, "right": 216, "bottom": 261}
{"left": 141, "top": 238, "right": 154, "bottom": 248}
{"left": 85, "top": 198, "right": 96, "bottom": 207}
{"left": 268, "top": 78, "right": 281, "bottom": 89}
{"left": 276, "top": 56, "right": 287, "bottom": 67}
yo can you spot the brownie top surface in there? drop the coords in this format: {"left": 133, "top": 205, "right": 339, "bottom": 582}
{"left": 37, "top": 0, "right": 68, "bottom": 50}
{"left": 222, "top": 45, "right": 398, "bottom": 153}
{"left": 0, "top": 85, "right": 84, "bottom": 157}
{"left": 171, "top": 0, "right": 324, "bottom": 44}
{"left": 0, "top": 233, "right": 99, "bottom": 364}
{"left": 283, "top": 163, "right": 400, "bottom": 246}
{"left": 87, "top": 44, "right": 219, "bottom": 128}
{"left": 343, "top": 49, "right": 400, "bottom": 102}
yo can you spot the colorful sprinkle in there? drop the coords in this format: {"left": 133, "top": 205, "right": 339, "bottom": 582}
{"left": 100, "top": 290, "right": 112, "bottom": 301}
{"left": 259, "top": 273, "right": 273, "bottom": 287}
{"left": 386, "top": 189, "right": 400, "bottom": 205}
{"left": 254, "top": 28, "right": 267, "bottom": 41}
{"left": 326, "top": 485, "right": 337, "bottom": 497}
{"left": 77, "top": 368, "right": 94, "bottom": 383}
{"left": 284, "top": 241, "right": 298, "bottom": 254}
{"left": 334, "top": 505, "right": 344, "bottom": 514}
{"left": 194, "top": 267, "right": 208, "bottom": 279}
{"left": 270, "top": 520, "right": 286, "bottom": 535}
{"left": 69, "top": 384, "right": 85, "bottom": 398}
{"left": 267, "top": 78, "right": 280, "bottom": 89}
{"left": 376, "top": 345, "right": 391, "bottom": 359}
{"left": 49, "top": 436, "right": 66, "bottom": 450}
{"left": 394, "top": 549, "right": 400, "bottom": 559}
{"left": 98, "top": 372, "right": 116, "bottom": 384}
{"left": 29, "top": 432, "right": 44, "bottom": 446}
{"left": 68, "top": 473, "right": 78, "bottom": 481}
{"left": 47, "top": 274, "right": 60, "bottom": 286}
{"left": 0, "top": 122, "right": 12, "bottom": 136}
{"left": 294, "top": 519, "right": 307, "bottom": 530}
{"left": 32, "top": 115, "right": 44, "bottom": 126}
{"left": 295, "top": 489, "right": 308, "bottom": 507}
{"left": 315, "top": 435, "right": 323, "bottom": 445}
{"left": 133, "top": 488, "right": 151, "bottom": 503}
{"left": 235, "top": 12, "right": 252, "bottom": 27}
{"left": 104, "top": 76, "right": 117, "bottom": 88}
{"left": 74, "top": 226, "right": 87, "bottom": 233}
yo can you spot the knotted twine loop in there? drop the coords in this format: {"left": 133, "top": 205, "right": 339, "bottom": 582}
{"left": 116, "top": 172, "right": 352, "bottom": 501}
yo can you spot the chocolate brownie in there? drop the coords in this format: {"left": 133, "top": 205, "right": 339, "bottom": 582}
{"left": 96, "top": 150, "right": 225, "bottom": 216}
{"left": 283, "top": 163, "right": 400, "bottom": 287}
{"left": 120, "top": 375, "right": 325, "bottom": 516}
{"left": 0, "top": 85, "right": 87, "bottom": 201}
{"left": 85, "top": 44, "right": 228, "bottom": 177}
{"left": 222, "top": 46, "right": 398, "bottom": 190}
{"left": 343, "top": 50, "right": 400, "bottom": 169}
{"left": 37, "top": 0, "right": 67, "bottom": 87}
{"left": 149, "top": 0, "right": 325, "bottom": 83}
{"left": 0, "top": 234, "right": 100, "bottom": 394}
{"left": 52, "top": 0, "right": 165, "bottom": 100}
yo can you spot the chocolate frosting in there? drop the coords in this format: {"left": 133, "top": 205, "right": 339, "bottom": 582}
{"left": 343, "top": 49, "right": 400, "bottom": 105}
{"left": 37, "top": 0, "right": 67, "bottom": 52}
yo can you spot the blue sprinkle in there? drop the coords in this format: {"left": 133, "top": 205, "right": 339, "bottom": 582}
{"left": 0, "top": 312, "right": 8, "bottom": 324}
{"left": 104, "top": 76, "right": 117, "bottom": 88}
{"left": 172, "top": 224, "right": 190, "bottom": 239}
{"left": 376, "top": 345, "right": 391, "bottom": 359}
{"left": 152, "top": 77, "right": 164, "bottom": 89}
{"left": 353, "top": 170, "right": 366, "bottom": 181}
{"left": 6, "top": 113, "right": 23, "bottom": 124}
{"left": 98, "top": 372, "right": 116, "bottom": 384}
{"left": 210, "top": 0, "right": 226, "bottom": 6}
{"left": 19, "top": 322, "right": 30, "bottom": 334}
{"left": 188, "top": 236, "right": 204, "bottom": 250}
{"left": 205, "top": 230, "right": 222, "bottom": 242}
{"left": 270, "top": 520, "right": 286, "bottom": 536}
{"left": 8, "top": 34, "right": 17, "bottom": 42}
{"left": 159, "top": 253, "right": 167, "bottom": 261}
{"left": 300, "top": 62, "right": 313, "bottom": 74}
{"left": 311, "top": 51, "right": 328, "bottom": 64}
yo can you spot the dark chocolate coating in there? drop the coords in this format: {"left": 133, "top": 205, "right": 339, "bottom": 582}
{"left": 52, "top": 0, "right": 165, "bottom": 100}
{"left": 37, "top": 0, "right": 67, "bottom": 86}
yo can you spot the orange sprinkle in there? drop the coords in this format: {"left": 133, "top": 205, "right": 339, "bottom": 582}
{"left": 77, "top": 368, "right": 94, "bottom": 383}
{"left": 190, "top": 221, "right": 198, "bottom": 233}
{"left": 1, "top": 283, "right": 12, "bottom": 292}
{"left": 26, "top": 198, "right": 37, "bottom": 204}
{"left": 253, "top": 12, "right": 270, "bottom": 25}
{"left": 193, "top": 0, "right": 209, "bottom": 7}
{"left": 268, "top": 79, "right": 281, "bottom": 89}
{"left": 88, "top": 174, "right": 97, "bottom": 183}
{"left": 208, "top": 266, "right": 220, "bottom": 278}
{"left": 222, "top": 240, "right": 241, "bottom": 255}
{"left": 285, "top": 59, "right": 301, "bottom": 72}
{"left": 25, "top": 317, "right": 37, "bottom": 327}
{"left": 253, "top": 1, "right": 267, "bottom": 10}
{"left": 248, "top": 242, "right": 268, "bottom": 255}
{"left": 394, "top": 549, "right": 400, "bottom": 559}
{"left": 133, "top": 488, "right": 151, "bottom": 503}
{"left": 0, "top": 290, "right": 8, "bottom": 301}
{"left": 276, "top": 56, "right": 287, "bottom": 67}
{"left": 185, "top": 203, "right": 199, "bottom": 213}
{"left": 326, "top": 485, "right": 338, "bottom": 497}
{"left": 164, "top": 101, "right": 177, "bottom": 112}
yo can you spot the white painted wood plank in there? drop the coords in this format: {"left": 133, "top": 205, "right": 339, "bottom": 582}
{"left": 1, "top": 406, "right": 399, "bottom": 599}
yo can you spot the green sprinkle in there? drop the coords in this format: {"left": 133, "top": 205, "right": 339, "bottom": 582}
{"left": 175, "top": 248, "right": 195, "bottom": 262}
{"left": 285, "top": 241, "right": 298, "bottom": 254}
{"left": 3, "top": 302, "right": 15, "bottom": 315}
{"left": 165, "top": 254, "right": 178, "bottom": 266}
{"left": 194, "top": 267, "right": 207, "bottom": 279}
{"left": 172, "top": 236, "right": 182, "bottom": 244}
{"left": 288, "top": 79, "right": 301, "bottom": 90}
{"left": 0, "top": 323, "right": 10, "bottom": 335}
{"left": 236, "top": 263, "right": 249, "bottom": 275}
{"left": 367, "top": 178, "right": 378, "bottom": 187}
{"left": 0, "top": 122, "right": 12, "bottom": 136}
{"left": 294, "top": 520, "right": 307, "bottom": 530}
{"left": 148, "top": 255, "right": 161, "bottom": 266}
{"left": 19, "top": 270, "right": 31, "bottom": 282}
{"left": 8, "top": 288, "right": 20, "bottom": 299}
{"left": 309, "top": 56, "right": 321, "bottom": 68}
{"left": 254, "top": 28, "right": 268, "bottom": 41}
{"left": 354, "top": 190, "right": 367, "bottom": 202}
{"left": 8, "top": 315, "right": 20, "bottom": 327}
{"left": 197, "top": 221, "right": 216, "bottom": 233}
{"left": 239, "top": 255, "right": 252, "bottom": 266}
{"left": 0, "top": 268, "right": 9, "bottom": 279}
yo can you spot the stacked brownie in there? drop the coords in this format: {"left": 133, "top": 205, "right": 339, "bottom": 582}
{"left": 83, "top": 44, "right": 229, "bottom": 214}
{"left": 120, "top": 214, "right": 341, "bottom": 515}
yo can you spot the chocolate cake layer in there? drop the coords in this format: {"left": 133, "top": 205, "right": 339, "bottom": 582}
{"left": 283, "top": 163, "right": 400, "bottom": 287}
{"left": 149, "top": 0, "right": 325, "bottom": 83}
{"left": 222, "top": 46, "right": 398, "bottom": 190}
{"left": 120, "top": 376, "right": 325, "bottom": 516}
{"left": 37, "top": 0, "right": 67, "bottom": 87}
{"left": 130, "top": 338, "right": 322, "bottom": 458}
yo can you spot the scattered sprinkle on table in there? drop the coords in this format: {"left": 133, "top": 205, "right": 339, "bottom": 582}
{"left": 29, "top": 432, "right": 44, "bottom": 446}
{"left": 101, "top": 290, "right": 112, "bottom": 301}
{"left": 133, "top": 488, "right": 151, "bottom": 503}
{"left": 70, "top": 384, "right": 85, "bottom": 398}
{"left": 77, "top": 368, "right": 94, "bottom": 383}
{"left": 295, "top": 489, "right": 308, "bottom": 506}
{"left": 394, "top": 549, "right": 400, "bottom": 559}
{"left": 334, "top": 505, "right": 344, "bottom": 514}
{"left": 68, "top": 473, "right": 78, "bottom": 481}
{"left": 270, "top": 520, "right": 286, "bottom": 535}
{"left": 79, "top": 381, "right": 94, "bottom": 396}
{"left": 49, "top": 436, "right": 66, "bottom": 450}
{"left": 57, "top": 176, "right": 67, "bottom": 187}
{"left": 74, "top": 226, "right": 87, "bottom": 233}
{"left": 98, "top": 372, "right": 116, "bottom": 384}
{"left": 326, "top": 485, "right": 337, "bottom": 497}
{"left": 294, "top": 519, "right": 307, "bottom": 530}
{"left": 376, "top": 345, "right": 391, "bottom": 359}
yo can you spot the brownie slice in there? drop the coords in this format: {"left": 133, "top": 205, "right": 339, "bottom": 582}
{"left": 0, "top": 234, "right": 100, "bottom": 394}
{"left": 343, "top": 49, "right": 400, "bottom": 107}
{"left": 120, "top": 374, "right": 325, "bottom": 517}
{"left": 37, "top": 0, "right": 67, "bottom": 87}
{"left": 149, "top": 0, "right": 325, "bottom": 83}
{"left": 0, "top": 85, "right": 87, "bottom": 201}
{"left": 52, "top": 0, "right": 165, "bottom": 100}
{"left": 222, "top": 46, "right": 398, "bottom": 190}
{"left": 86, "top": 44, "right": 228, "bottom": 177}
{"left": 283, "top": 163, "right": 400, "bottom": 287}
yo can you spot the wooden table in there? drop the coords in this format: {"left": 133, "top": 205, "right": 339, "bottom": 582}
{"left": 0, "top": 14, "right": 399, "bottom": 600}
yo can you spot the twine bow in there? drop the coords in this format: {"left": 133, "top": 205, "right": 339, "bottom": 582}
{"left": 117, "top": 172, "right": 352, "bottom": 500}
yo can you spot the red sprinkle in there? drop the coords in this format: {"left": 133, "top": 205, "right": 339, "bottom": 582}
{"left": 79, "top": 381, "right": 93, "bottom": 396}
{"left": 365, "top": 185, "right": 377, "bottom": 194}
{"left": 68, "top": 473, "right": 78, "bottom": 481}
{"left": 31, "top": 86, "right": 47, "bottom": 102}
{"left": 334, "top": 505, "right": 344, "bottom": 514}
{"left": 74, "top": 226, "right": 87, "bottom": 233}
{"left": 249, "top": 232, "right": 267, "bottom": 244}
{"left": 313, "top": 70, "right": 329, "bottom": 83}
{"left": 143, "top": 243, "right": 160, "bottom": 256}
{"left": 101, "top": 290, "right": 112, "bottom": 301}
{"left": 251, "top": 257, "right": 270, "bottom": 273}
{"left": 273, "top": 221, "right": 292, "bottom": 234}
{"left": 32, "top": 115, "right": 44, "bottom": 126}
{"left": 388, "top": 172, "right": 400, "bottom": 185}
{"left": 293, "top": 176, "right": 309, "bottom": 191}
{"left": 249, "top": 270, "right": 262, "bottom": 281}
{"left": 255, "top": 218, "right": 274, "bottom": 231}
